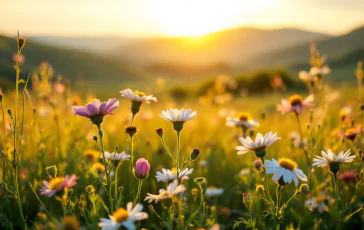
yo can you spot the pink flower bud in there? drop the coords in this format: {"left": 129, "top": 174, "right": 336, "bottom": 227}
{"left": 135, "top": 158, "right": 150, "bottom": 179}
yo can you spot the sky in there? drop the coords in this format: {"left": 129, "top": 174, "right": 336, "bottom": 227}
{"left": 1, "top": 0, "right": 364, "bottom": 37}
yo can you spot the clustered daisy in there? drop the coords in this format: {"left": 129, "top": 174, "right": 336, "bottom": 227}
{"left": 277, "top": 94, "right": 314, "bottom": 115}
{"left": 236, "top": 132, "right": 281, "bottom": 158}
{"left": 40, "top": 174, "right": 78, "bottom": 197}
{"left": 144, "top": 180, "right": 186, "bottom": 203}
{"left": 98, "top": 202, "right": 148, "bottom": 230}
{"left": 263, "top": 158, "right": 307, "bottom": 186}
{"left": 155, "top": 168, "right": 194, "bottom": 183}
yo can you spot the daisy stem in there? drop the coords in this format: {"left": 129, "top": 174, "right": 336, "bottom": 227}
{"left": 97, "top": 126, "right": 113, "bottom": 213}
{"left": 176, "top": 131, "right": 181, "bottom": 180}
{"left": 133, "top": 180, "right": 143, "bottom": 206}
{"left": 260, "top": 157, "right": 277, "bottom": 227}
{"left": 333, "top": 173, "right": 341, "bottom": 227}
{"left": 295, "top": 114, "right": 311, "bottom": 185}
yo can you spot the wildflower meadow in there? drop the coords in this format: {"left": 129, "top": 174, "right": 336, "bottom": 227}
{"left": 0, "top": 33, "right": 363, "bottom": 230}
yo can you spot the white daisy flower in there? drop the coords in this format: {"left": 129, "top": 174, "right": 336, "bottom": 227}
{"left": 236, "top": 132, "right": 281, "bottom": 157}
{"left": 155, "top": 168, "right": 194, "bottom": 183}
{"left": 205, "top": 187, "right": 224, "bottom": 198}
{"left": 159, "top": 108, "right": 197, "bottom": 131}
{"left": 277, "top": 94, "right": 314, "bottom": 115}
{"left": 144, "top": 180, "right": 186, "bottom": 203}
{"left": 101, "top": 151, "right": 131, "bottom": 161}
{"left": 226, "top": 112, "right": 259, "bottom": 129}
{"left": 312, "top": 149, "right": 356, "bottom": 172}
{"left": 159, "top": 108, "right": 197, "bottom": 123}
{"left": 263, "top": 158, "right": 307, "bottom": 186}
{"left": 120, "top": 88, "right": 157, "bottom": 104}
{"left": 310, "top": 66, "right": 331, "bottom": 77}
{"left": 98, "top": 202, "right": 148, "bottom": 230}
{"left": 299, "top": 70, "right": 314, "bottom": 82}
{"left": 305, "top": 193, "right": 334, "bottom": 213}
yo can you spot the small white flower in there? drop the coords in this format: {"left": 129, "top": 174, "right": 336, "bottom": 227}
{"left": 305, "top": 193, "right": 333, "bottom": 213}
{"left": 120, "top": 88, "right": 157, "bottom": 104}
{"left": 144, "top": 180, "right": 186, "bottom": 203}
{"left": 310, "top": 66, "right": 331, "bottom": 77}
{"left": 263, "top": 158, "right": 307, "bottom": 186}
{"left": 159, "top": 108, "right": 197, "bottom": 123}
{"left": 312, "top": 149, "right": 356, "bottom": 167}
{"left": 299, "top": 70, "right": 314, "bottom": 82}
{"left": 98, "top": 202, "right": 148, "bottom": 230}
{"left": 102, "top": 151, "right": 131, "bottom": 161}
{"left": 155, "top": 168, "right": 194, "bottom": 183}
{"left": 236, "top": 132, "right": 281, "bottom": 155}
{"left": 277, "top": 94, "right": 314, "bottom": 115}
{"left": 238, "top": 168, "right": 250, "bottom": 177}
{"left": 226, "top": 112, "right": 259, "bottom": 129}
{"left": 205, "top": 187, "right": 224, "bottom": 198}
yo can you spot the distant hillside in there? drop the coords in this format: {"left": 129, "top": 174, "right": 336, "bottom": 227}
{"left": 113, "top": 27, "right": 330, "bottom": 67}
{"left": 248, "top": 26, "right": 364, "bottom": 68}
{"left": 0, "top": 34, "right": 144, "bottom": 89}
{"left": 28, "top": 36, "right": 138, "bottom": 54}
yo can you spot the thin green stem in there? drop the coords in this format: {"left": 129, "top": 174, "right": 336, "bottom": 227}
{"left": 133, "top": 180, "right": 143, "bottom": 206}
{"left": 295, "top": 114, "right": 311, "bottom": 185}
{"left": 176, "top": 131, "right": 181, "bottom": 180}
{"left": 98, "top": 127, "right": 113, "bottom": 213}
{"left": 333, "top": 173, "right": 341, "bottom": 228}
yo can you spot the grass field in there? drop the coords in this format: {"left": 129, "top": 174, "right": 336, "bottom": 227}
{"left": 0, "top": 36, "right": 363, "bottom": 230}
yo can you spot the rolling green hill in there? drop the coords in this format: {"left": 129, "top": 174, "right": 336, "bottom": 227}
{"left": 0, "top": 34, "right": 145, "bottom": 90}
{"left": 247, "top": 26, "right": 364, "bottom": 69}
{"left": 113, "top": 27, "right": 330, "bottom": 67}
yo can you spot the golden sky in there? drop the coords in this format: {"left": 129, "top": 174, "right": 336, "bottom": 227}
{"left": 1, "top": 0, "right": 364, "bottom": 37}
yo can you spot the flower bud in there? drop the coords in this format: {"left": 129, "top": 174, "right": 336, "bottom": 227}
{"left": 243, "top": 193, "right": 252, "bottom": 210}
{"left": 256, "top": 184, "right": 265, "bottom": 193}
{"left": 249, "top": 129, "right": 255, "bottom": 137}
{"left": 134, "top": 158, "right": 150, "bottom": 180}
{"left": 85, "top": 185, "right": 95, "bottom": 193}
{"left": 125, "top": 125, "right": 138, "bottom": 137}
{"left": 0, "top": 94, "right": 3, "bottom": 102}
{"left": 253, "top": 159, "right": 262, "bottom": 170}
{"left": 7, "top": 108, "right": 12, "bottom": 118}
{"left": 93, "top": 135, "right": 98, "bottom": 141}
{"left": 156, "top": 128, "right": 163, "bottom": 137}
{"left": 299, "top": 184, "right": 310, "bottom": 194}
{"left": 190, "top": 148, "right": 200, "bottom": 160}
{"left": 98, "top": 129, "right": 104, "bottom": 138}
{"left": 45, "top": 165, "right": 58, "bottom": 178}
{"left": 17, "top": 37, "right": 27, "bottom": 51}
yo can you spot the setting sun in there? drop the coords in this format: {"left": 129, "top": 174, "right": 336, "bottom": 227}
{"left": 155, "top": 0, "right": 275, "bottom": 37}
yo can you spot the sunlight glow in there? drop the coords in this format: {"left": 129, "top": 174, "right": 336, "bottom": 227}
{"left": 155, "top": 0, "right": 275, "bottom": 37}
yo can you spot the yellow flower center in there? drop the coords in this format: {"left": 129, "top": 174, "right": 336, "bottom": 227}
{"left": 49, "top": 177, "right": 65, "bottom": 190}
{"left": 113, "top": 208, "right": 129, "bottom": 223}
{"left": 135, "top": 90, "right": 146, "bottom": 97}
{"left": 158, "top": 191, "right": 169, "bottom": 198}
{"left": 237, "top": 112, "right": 251, "bottom": 121}
{"left": 345, "top": 128, "right": 356, "bottom": 135}
{"left": 87, "top": 98, "right": 99, "bottom": 103}
{"left": 278, "top": 158, "right": 297, "bottom": 171}
{"left": 289, "top": 94, "right": 303, "bottom": 106}
{"left": 316, "top": 196, "right": 325, "bottom": 204}
{"left": 92, "top": 162, "right": 105, "bottom": 173}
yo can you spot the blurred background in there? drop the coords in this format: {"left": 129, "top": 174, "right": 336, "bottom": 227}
{"left": 0, "top": 0, "right": 363, "bottom": 95}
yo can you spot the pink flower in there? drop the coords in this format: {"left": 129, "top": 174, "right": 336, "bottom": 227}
{"left": 277, "top": 94, "right": 314, "bottom": 115}
{"left": 135, "top": 158, "right": 150, "bottom": 179}
{"left": 40, "top": 174, "right": 78, "bottom": 197}
{"left": 71, "top": 98, "right": 119, "bottom": 125}
{"left": 339, "top": 170, "right": 356, "bottom": 183}
{"left": 54, "top": 82, "right": 66, "bottom": 94}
